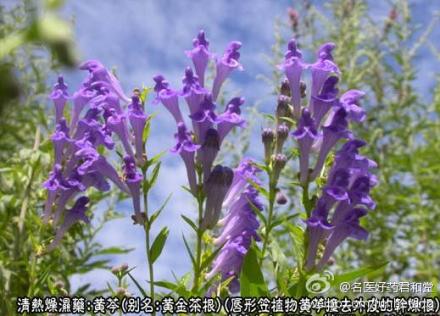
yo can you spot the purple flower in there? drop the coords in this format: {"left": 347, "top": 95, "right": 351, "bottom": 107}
{"left": 185, "top": 30, "right": 211, "bottom": 87}
{"left": 158, "top": 88, "right": 183, "bottom": 123}
{"left": 46, "top": 196, "right": 90, "bottom": 252}
{"left": 292, "top": 109, "right": 318, "bottom": 184}
{"left": 305, "top": 202, "right": 333, "bottom": 270}
{"left": 212, "top": 41, "right": 243, "bottom": 101}
{"left": 206, "top": 233, "right": 252, "bottom": 293}
{"left": 170, "top": 122, "right": 200, "bottom": 194}
{"left": 51, "top": 118, "right": 71, "bottom": 165}
{"left": 310, "top": 43, "right": 340, "bottom": 99}
{"left": 320, "top": 168, "right": 350, "bottom": 209}
{"left": 49, "top": 76, "right": 69, "bottom": 123}
{"left": 128, "top": 96, "right": 148, "bottom": 161}
{"left": 317, "top": 207, "right": 368, "bottom": 270}
{"left": 181, "top": 67, "right": 207, "bottom": 116}
{"left": 223, "top": 158, "right": 261, "bottom": 209}
{"left": 311, "top": 107, "right": 352, "bottom": 180}
{"left": 261, "top": 128, "right": 275, "bottom": 163}
{"left": 339, "top": 90, "right": 366, "bottom": 122}
{"left": 123, "top": 156, "right": 144, "bottom": 224}
{"left": 79, "top": 60, "right": 130, "bottom": 103}
{"left": 275, "top": 123, "right": 289, "bottom": 153}
{"left": 279, "top": 39, "right": 307, "bottom": 118}
{"left": 202, "top": 165, "right": 234, "bottom": 230}
{"left": 311, "top": 76, "right": 339, "bottom": 125}
{"left": 42, "top": 164, "right": 70, "bottom": 222}
{"left": 153, "top": 74, "right": 170, "bottom": 101}
{"left": 75, "top": 146, "right": 129, "bottom": 194}
{"left": 106, "top": 109, "right": 134, "bottom": 157}
{"left": 217, "top": 97, "right": 246, "bottom": 143}
{"left": 199, "top": 128, "right": 220, "bottom": 182}
{"left": 70, "top": 84, "right": 97, "bottom": 131}
{"left": 189, "top": 94, "right": 219, "bottom": 143}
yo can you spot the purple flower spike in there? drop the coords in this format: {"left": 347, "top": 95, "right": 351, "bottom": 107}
{"left": 317, "top": 208, "right": 368, "bottom": 270}
{"left": 305, "top": 204, "right": 333, "bottom": 270}
{"left": 200, "top": 128, "right": 220, "bottom": 182}
{"left": 212, "top": 41, "right": 243, "bottom": 101}
{"left": 217, "top": 97, "right": 246, "bottom": 143}
{"left": 202, "top": 165, "right": 234, "bottom": 230}
{"left": 311, "top": 107, "right": 352, "bottom": 180}
{"left": 46, "top": 196, "right": 90, "bottom": 252}
{"left": 170, "top": 122, "right": 200, "bottom": 194}
{"left": 311, "top": 76, "right": 339, "bottom": 125}
{"left": 310, "top": 43, "right": 340, "bottom": 99}
{"left": 279, "top": 39, "right": 307, "bottom": 118}
{"left": 189, "top": 94, "right": 218, "bottom": 143}
{"left": 42, "top": 164, "right": 70, "bottom": 222}
{"left": 181, "top": 67, "right": 207, "bottom": 116}
{"left": 79, "top": 60, "right": 130, "bottom": 103}
{"left": 340, "top": 90, "right": 366, "bottom": 122}
{"left": 128, "top": 96, "right": 148, "bottom": 161}
{"left": 321, "top": 168, "right": 350, "bottom": 209}
{"left": 185, "top": 30, "right": 211, "bottom": 87}
{"left": 49, "top": 76, "right": 69, "bottom": 123}
{"left": 123, "top": 156, "right": 144, "bottom": 224}
{"left": 292, "top": 109, "right": 318, "bottom": 184}
{"left": 51, "top": 118, "right": 70, "bottom": 165}
{"left": 106, "top": 109, "right": 134, "bottom": 157}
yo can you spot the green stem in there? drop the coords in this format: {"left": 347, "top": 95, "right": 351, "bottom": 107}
{"left": 193, "top": 168, "right": 204, "bottom": 292}
{"left": 259, "top": 170, "right": 277, "bottom": 266}
{"left": 142, "top": 167, "right": 155, "bottom": 315}
{"left": 301, "top": 182, "right": 311, "bottom": 274}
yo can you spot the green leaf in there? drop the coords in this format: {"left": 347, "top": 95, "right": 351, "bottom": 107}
{"left": 149, "top": 227, "right": 169, "bottom": 264}
{"left": 95, "top": 246, "right": 133, "bottom": 256}
{"left": 148, "top": 150, "right": 165, "bottom": 166}
{"left": 181, "top": 215, "right": 198, "bottom": 233}
{"left": 287, "top": 223, "right": 305, "bottom": 264}
{"left": 148, "top": 162, "right": 161, "bottom": 188}
{"left": 240, "top": 242, "right": 268, "bottom": 296}
{"left": 127, "top": 272, "right": 148, "bottom": 297}
{"left": 153, "top": 280, "right": 176, "bottom": 291}
{"left": 332, "top": 262, "right": 388, "bottom": 285}
{"left": 182, "top": 234, "right": 196, "bottom": 266}
{"left": 149, "top": 194, "right": 172, "bottom": 227}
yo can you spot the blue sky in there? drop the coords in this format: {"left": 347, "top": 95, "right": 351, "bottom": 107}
{"left": 51, "top": 0, "right": 440, "bottom": 295}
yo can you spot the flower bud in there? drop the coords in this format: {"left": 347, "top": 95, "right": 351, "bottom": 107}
{"left": 280, "top": 79, "right": 291, "bottom": 97}
{"left": 261, "top": 128, "right": 275, "bottom": 163}
{"left": 272, "top": 153, "right": 287, "bottom": 183}
{"left": 276, "top": 123, "right": 289, "bottom": 153}
{"left": 276, "top": 95, "right": 290, "bottom": 120}
{"left": 276, "top": 191, "right": 288, "bottom": 205}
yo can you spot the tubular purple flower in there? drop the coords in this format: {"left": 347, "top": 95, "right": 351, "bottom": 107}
{"left": 261, "top": 128, "right": 275, "bottom": 163}
{"left": 46, "top": 196, "right": 90, "bottom": 252}
{"left": 170, "top": 122, "right": 200, "bottom": 194}
{"left": 317, "top": 207, "right": 368, "bottom": 270}
{"left": 75, "top": 146, "right": 129, "bottom": 194}
{"left": 212, "top": 41, "right": 243, "bottom": 101}
{"left": 311, "top": 76, "right": 339, "bottom": 125}
{"left": 70, "top": 84, "right": 97, "bottom": 130}
{"left": 158, "top": 88, "right": 183, "bottom": 123}
{"left": 279, "top": 39, "right": 307, "bottom": 118}
{"left": 340, "top": 90, "right": 366, "bottom": 122}
{"left": 206, "top": 233, "right": 252, "bottom": 293}
{"left": 189, "top": 94, "right": 218, "bottom": 143}
{"left": 311, "top": 107, "right": 352, "bottom": 180}
{"left": 51, "top": 118, "right": 70, "bottom": 165}
{"left": 123, "top": 156, "right": 144, "bottom": 224}
{"left": 305, "top": 203, "right": 333, "bottom": 270}
{"left": 185, "top": 30, "right": 211, "bottom": 87}
{"left": 217, "top": 97, "right": 246, "bottom": 143}
{"left": 79, "top": 59, "right": 130, "bottom": 103}
{"left": 42, "top": 164, "right": 70, "bottom": 222}
{"left": 310, "top": 43, "right": 340, "bottom": 99}
{"left": 153, "top": 74, "right": 170, "bottom": 102}
{"left": 106, "top": 109, "right": 134, "bottom": 157}
{"left": 272, "top": 153, "right": 287, "bottom": 184}
{"left": 181, "top": 67, "right": 207, "bottom": 116}
{"left": 275, "top": 123, "right": 289, "bottom": 153}
{"left": 202, "top": 165, "right": 234, "bottom": 230}
{"left": 292, "top": 109, "right": 318, "bottom": 184}
{"left": 320, "top": 168, "right": 350, "bottom": 209}
{"left": 199, "top": 128, "right": 220, "bottom": 182}
{"left": 128, "top": 96, "right": 148, "bottom": 161}
{"left": 49, "top": 76, "right": 69, "bottom": 123}
{"left": 223, "top": 158, "right": 261, "bottom": 209}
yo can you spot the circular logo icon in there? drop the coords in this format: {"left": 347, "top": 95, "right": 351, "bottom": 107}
{"left": 305, "top": 271, "right": 334, "bottom": 294}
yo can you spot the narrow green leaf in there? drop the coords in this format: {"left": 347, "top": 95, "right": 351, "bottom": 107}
{"left": 148, "top": 162, "right": 161, "bottom": 188}
{"left": 240, "top": 242, "right": 269, "bottom": 296}
{"left": 332, "top": 262, "right": 388, "bottom": 285}
{"left": 182, "top": 234, "right": 196, "bottom": 266}
{"left": 127, "top": 272, "right": 148, "bottom": 297}
{"left": 95, "top": 246, "right": 133, "bottom": 256}
{"left": 153, "top": 280, "right": 176, "bottom": 291}
{"left": 149, "top": 227, "right": 169, "bottom": 264}
{"left": 149, "top": 194, "right": 172, "bottom": 226}
{"left": 181, "top": 215, "right": 198, "bottom": 233}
